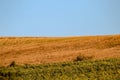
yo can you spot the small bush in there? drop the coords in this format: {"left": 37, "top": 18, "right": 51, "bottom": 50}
{"left": 9, "top": 61, "right": 16, "bottom": 67}
{"left": 74, "top": 54, "right": 93, "bottom": 61}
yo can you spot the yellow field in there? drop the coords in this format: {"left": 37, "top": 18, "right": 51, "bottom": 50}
{"left": 0, "top": 35, "right": 120, "bottom": 66}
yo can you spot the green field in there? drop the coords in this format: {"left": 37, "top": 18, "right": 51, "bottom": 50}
{"left": 0, "top": 58, "right": 120, "bottom": 80}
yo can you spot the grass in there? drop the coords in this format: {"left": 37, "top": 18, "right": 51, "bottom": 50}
{"left": 0, "top": 35, "right": 120, "bottom": 66}
{"left": 0, "top": 35, "right": 120, "bottom": 79}
{"left": 0, "top": 58, "right": 120, "bottom": 80}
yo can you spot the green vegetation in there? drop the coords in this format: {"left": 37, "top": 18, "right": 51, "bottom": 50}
{"left": 0, "top": 58, "right": 120, "bottom": 80}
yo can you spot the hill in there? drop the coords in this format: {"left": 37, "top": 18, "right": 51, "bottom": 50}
{"left": 0, "top": 35, "right": 120, "bottom": 66}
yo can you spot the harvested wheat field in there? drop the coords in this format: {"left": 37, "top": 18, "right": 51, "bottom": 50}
{"left": 0, "top": 35, "right": 120, "bottom": 66}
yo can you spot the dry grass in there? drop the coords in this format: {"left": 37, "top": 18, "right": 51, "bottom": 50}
{"left": 0, "top": 35, "right": 120, "bottom": 66}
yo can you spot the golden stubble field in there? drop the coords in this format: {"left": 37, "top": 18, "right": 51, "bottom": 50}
{"left": 0, "top": 35, "right": 120, "bottom": 66}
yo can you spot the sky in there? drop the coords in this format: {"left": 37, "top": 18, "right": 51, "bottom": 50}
{"left": 0, "top": 0, "right": 120, "bottom": 36}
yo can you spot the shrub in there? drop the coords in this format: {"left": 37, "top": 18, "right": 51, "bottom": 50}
{"left": 74, "top": 54, "right": 93, "bottom": 61}
{"left": 9, "top": 61, "right": 16, "bottom": 67}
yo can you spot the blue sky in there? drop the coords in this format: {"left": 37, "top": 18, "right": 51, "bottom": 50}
{"left": 0, "top": 0, "right": 120, "bottom": 36}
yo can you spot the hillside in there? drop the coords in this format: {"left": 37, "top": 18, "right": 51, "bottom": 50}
{"left": 0, "top": 35, "right": 120, "bottom": 66}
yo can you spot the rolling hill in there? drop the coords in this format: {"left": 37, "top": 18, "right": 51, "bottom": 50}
{"left": 0, "top": 35, "right": 120, "bottom": 66}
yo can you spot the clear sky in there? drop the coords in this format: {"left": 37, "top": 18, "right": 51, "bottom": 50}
{"left": 0, "top": 0, "right": 120, "bottom": 36}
